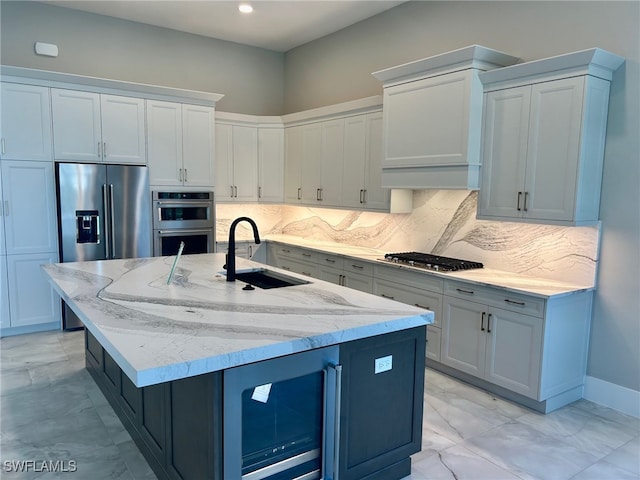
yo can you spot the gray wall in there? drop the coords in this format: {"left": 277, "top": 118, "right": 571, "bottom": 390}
{"left": 0, "top": 1, "right": 284, "bottom": 114}
{"left": 2, "top": 0, "right": 638, "bottom": 394}
{"left": 284, "top": 1, "right": 640, "bottom": 392}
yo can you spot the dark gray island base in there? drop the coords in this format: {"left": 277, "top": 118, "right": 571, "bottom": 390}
{"left": 85, "top": 326, "right": 426, "bottom": 480}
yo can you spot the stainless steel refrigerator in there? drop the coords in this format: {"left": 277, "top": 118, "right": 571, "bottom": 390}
{"left": 56, "top": 162, "right": 152, "bottom": 329}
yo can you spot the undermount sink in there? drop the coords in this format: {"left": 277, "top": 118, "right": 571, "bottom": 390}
{"left": 231, "top": 268, "right": 310, "bottom": 289}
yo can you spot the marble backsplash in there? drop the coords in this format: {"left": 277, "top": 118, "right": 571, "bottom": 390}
{"left": 216, "top": 190, "right": 600, "bottom": 286}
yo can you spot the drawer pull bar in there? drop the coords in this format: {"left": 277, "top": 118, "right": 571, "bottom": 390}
{"left": 324, "top": 258, "right": 336, "bottom": 263}
{"left": 381, "top": 293, "right": 395, "bottom": 300}
{"left": 456, "top": 288, "right": 475, "bottom": 295}
{"left": 414, "top": 304, "right": 430, "bottom": 310}
{"left": 504, "top": 299, "right": 526, "bottom": 306}
{"left": 351, "top": 264, "right": 364, "bottom": 270}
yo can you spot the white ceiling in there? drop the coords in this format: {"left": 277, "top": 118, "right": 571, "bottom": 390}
{"left": 41, "top": 0, "right": 405, "bottom": 52}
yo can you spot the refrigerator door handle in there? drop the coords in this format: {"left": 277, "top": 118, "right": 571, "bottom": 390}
{"left": 109, "top": 184, "right": 116, "bottom": 259}
{"left": 102, "top": 184, "right": 110, "bottom": 259}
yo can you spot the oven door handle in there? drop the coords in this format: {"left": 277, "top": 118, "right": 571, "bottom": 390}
{"left": 154, "top": 200, "right": 213, "bottom": 207}
{"left": 157, "top": 229, "right": 213, "bottom": 235}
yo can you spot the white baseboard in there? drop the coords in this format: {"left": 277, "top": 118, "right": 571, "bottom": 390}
{"left": 583, "top": 375, "right": 640, "bottom": 418}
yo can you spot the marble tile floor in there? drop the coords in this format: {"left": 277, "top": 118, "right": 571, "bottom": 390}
{"left": 0, "top": 330, "right": 638, "bottom": 480}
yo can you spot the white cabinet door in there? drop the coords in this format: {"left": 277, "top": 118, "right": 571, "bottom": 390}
{"left": 147, "top": 100, "right": 183, "bottom": 186}
{"left": 300, "top": 123, "right": 322, "bottom": 204}
{"left": 1, "top": 83, "right": 52, "bottom": 161}
{"left": 258, "top": 128, "right": 284, "bottom": 203}
{"left": 478, "top": 86, "right": 530, "bottom": 219}
{"left": 52, "top": 89, "right": 102, "bottom": 162}
{"left": 342, "top": 115, "right": 367, "bottom": 208}
{"left": 6, "top": 253, "right": 59, "bottom": 328}
{"left": 484, "top": 307, "right": 542, "bottom": 398}
{"left": 232, "top": 126, "right": 258, "bottom": 202}
{"left": 320, "top": 119, "right": 344, "bottom": 206}
{"left": 362, "top": 112, "right": 389, "bottom": 211}
{"left": 1, "top": 161, "right": 57, "bottom": 255}
{"left": 524, "top": 77, "right": 584, "bottom": 222}
{"left": 0, "top": 256, "right": 9, "bottom": 329}
{"left": 0, "top": 168, "right": 4, "bottom": 254}
{"left": 215, "top": 123, "right": 234, "bottom": 200}
{"left": 342, "top": 112, "right": 389, "bottom": 211}
{"left": 100, "top": 94, "right": 146, "bottom": 164}
{"left": 441, "top": 296, "right": 486, "bottom": 378}
{"left": 383, "top": 71, "right": 474, "bottom": 168}
{"left": 182, "top": 104, "right": 214, "bottom": 187}
{"left": 284, "top": 125, "right": 304, "bottom": 203}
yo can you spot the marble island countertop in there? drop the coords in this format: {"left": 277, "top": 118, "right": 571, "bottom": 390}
{"left": 42, "top": 253, "right": 432, "bottom": 387}
{"left": 264, "top": 234, "right": 594, "bottom": 298}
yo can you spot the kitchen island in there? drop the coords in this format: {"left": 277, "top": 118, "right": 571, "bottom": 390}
{"left": 42, "top": 253, "right": 433, "bottom": 480}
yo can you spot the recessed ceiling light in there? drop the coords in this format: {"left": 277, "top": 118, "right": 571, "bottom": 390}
{"left": 238, "top": 4, "right": 253, "bottom": 14}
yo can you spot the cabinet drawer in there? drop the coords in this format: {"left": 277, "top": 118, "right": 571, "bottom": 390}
{"left": 444, "top": 281, "right": 545, "bottom": 318}
{"left": 374, "top": 278, "right": 442, "bottom": 327}
{"left": 318, "top": 253, "right": 344, "bottom": 270}
{"left": 374, "top": 264, "right": 443, "bottom": 293}
{"left": 343, "top": 258, "right": 374, "bottom": 277}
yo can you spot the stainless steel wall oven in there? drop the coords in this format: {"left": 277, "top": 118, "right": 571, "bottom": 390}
{"left": 152, "top": 191, "right": 215, "bottom": 256}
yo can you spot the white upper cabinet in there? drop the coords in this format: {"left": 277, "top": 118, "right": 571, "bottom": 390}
{"left": 0, "top": 83, "right": 52, "bottom": 161}
{"left": 215, "top": 123, "right": 258, "bottom": 202}
{"left": 148, "top": 101, "right": 214, "bottom": 187}
{"left": 342, "top": 112, "right": 389, "bottom": 210}
{"left": 477, "top": 48, "right": 625, "bottom": 225}
{"left": 147, "top": 100, "right": 183, "bottom": 186}
{"left": 52, "top": 89, "right": 146, "bottom": 164}
{"left": 284, "top": 125, "right": 304, "bottom": 204}
{"left": 1, "top": 160, "right": 58, "bottom": 255}
{"left": 372, "top": 45, "right": 519, "bottom": 190}
{"left": 182, "top": 104, "right": 215, "bottom": 188}
{"left": 258, "top": 128, "right": 284, "bottom": 203}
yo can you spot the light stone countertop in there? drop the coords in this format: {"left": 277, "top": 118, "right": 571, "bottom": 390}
{"left": 42, "top": 253, "right": 432, "bottom": 387}
{"left": 264, "top": 235, "right": 594, "bottom": 298}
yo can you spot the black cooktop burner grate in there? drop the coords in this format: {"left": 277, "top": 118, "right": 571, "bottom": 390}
{"left": 384, "top": 252, "right": 483, "bottom": 272}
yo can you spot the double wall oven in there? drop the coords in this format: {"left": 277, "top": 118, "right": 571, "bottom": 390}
{"left": 152, "top": 191, "right": 215, "bottom": 256}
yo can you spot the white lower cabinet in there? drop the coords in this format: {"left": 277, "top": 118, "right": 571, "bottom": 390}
{"left": 373, "top": 265, "right": 444, "bottom": 362}
{"left": 0, "top": 160, "right": 60, "bottom": 336}
{"left": 0, "top": 255, "right": 9, "bottom": 329}
{"left": 441, "top": 280, "right": 592, "bottom": 410}
{"left": 5, "top": 253, "right": 60, "bottom": 329}
{"left": 441, "top": 295, "right": 542, "bottom": 398}
{"left": 317, "top": 253, "right": 374, "bottom": 293}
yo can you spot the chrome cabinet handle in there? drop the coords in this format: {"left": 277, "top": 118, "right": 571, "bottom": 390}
{"left": 103, "top": 142, "right": 107, "bottom": 158}
{"left": 258, "top": 186, "right": 262, "bottom": 198}
{"left": 359, "top": 189, "right": 364, "bottom": 204}
{"left": 184, "top": 168, "right": 188, "bottom": 183}
{"left": 517, "top": 191, "right": 522, "bottom": 211}
{"left": 230, "top": 185, "right": 234, "bottom": 198}
{"left": 481, "top": 312, "right": 486, "bottom": 331}
{"left": 234, "top": 186, "right": 238, "bottom": 198}
{"left": 297, "top": 187, "right": 301, "bottom": 200}
{"left": 326, "top": 362, "right": 342, "bottom": 480}
{"left": 523, "top": 191, "right": 529, "bottom": 212}
{"left": 487, "top": 313, "right": 492, "bottom": 333}
{"left": 98, "top": 142, "right": 102, "bottom": 158}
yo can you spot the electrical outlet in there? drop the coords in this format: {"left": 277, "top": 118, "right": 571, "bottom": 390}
{"left": 374, "top": 355, "right": 392, "bottom": 374}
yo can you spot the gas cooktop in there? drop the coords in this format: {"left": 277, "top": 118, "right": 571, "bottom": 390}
{"left": 383, "top": 252, "right": 484, "bottom": 272}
